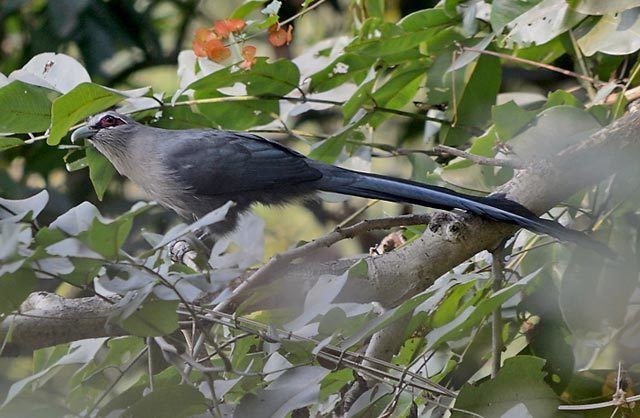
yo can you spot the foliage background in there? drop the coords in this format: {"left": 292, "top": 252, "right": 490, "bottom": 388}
{"left": 1, "top": 0, "right": 640, "bottom": 417}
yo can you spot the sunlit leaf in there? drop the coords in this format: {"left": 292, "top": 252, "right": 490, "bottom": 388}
{"left": 0, "top": 81, "right": 54, "bottom": 133}
{"left": 48, "top": 82, "right": 125, "bottom": 145}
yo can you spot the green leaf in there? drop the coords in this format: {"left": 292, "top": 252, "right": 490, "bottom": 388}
{"left": 122, "top": 384, "right": 208, "bottom": 418}
{"left": 427, "top": 270, "right": 541, "bottom": 349}
{"left": 567, "top": 0, "right": 640, "bottom": 14}
{"left": 86, "top": 146, "right": 116, "bottom": 201}
{"left": 364, "top": 0, "right": 384, "bottom": 18}
{"left": 120, "top": 299, "right": 179, "bottom": 337}
{"left": 577, "top": 10, "right": 640, "bottom": 56}
{"left": 0, "top": 81, "right": 54, "bottom": 133}
{"left": 231, "top": 0, "right": 268, "bottom": 18}
{"left": 452, "top": 356, "right": 559, "bottom": 417}
{"left": 441, "top": 127, "right": 500, "bottom": 191}
{"left": 85, "top": 216, "right": 133, "bottom": 259}
{"left": 398, "top": 8, "right": 457, "bottom": 31}
{"left": 189, "top": 58, "right": 300, "bottom": 96}
{"left": 368, "top": 67, "right": 425, "bottom": 127}
{"left": 154, "top": 107, "right": 213, "bottom": 129}
{"left": 48, "top": 83, "right": 125, "bottom": 145}
{"left": 492, "top": 101, "right": 537, "bottom": 141}
{"left": 0, "top": 137, "right": 24, "bottom": 151}
{"left": 3, "top": 339, "right": 106, "bottom": 408}
{"left": 0, "top": 267, "right": 36, "bottom": 315}
{"left": 490, "top": 0, "right": 542, "bottom": 32}
{"left": 560, "top": 228, "right": 638, "bottom": 334}
{"left": 440, "top": 54, "right": 502, "bottom": 145}
{"left": 308, "top": 137, "right": 347, "bottom": 163}
{"left": 309, "top": 54, "right": 375, "bottom": 93}
{"left": 348, "top": 29, "right": 431, "bottom": 57}
{"left": 193, "top": 90, "right": 279, "bottom": 130}
{"left": 506, "top": 0, "right": 586, "bottom": 46}
{"left": 245, "top": 59, "right": 300, "bottom": 96}
{"left": 509, "top": 105, "right": 601, "bottom": 160}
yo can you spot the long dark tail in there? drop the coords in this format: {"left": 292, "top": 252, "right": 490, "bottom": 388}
{"left": 315, "top": 165, "right": 615, "bottom": 258}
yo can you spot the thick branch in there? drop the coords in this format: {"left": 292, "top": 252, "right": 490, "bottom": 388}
{"left": 0, "top": 292, "right": 124, "bottom": 350}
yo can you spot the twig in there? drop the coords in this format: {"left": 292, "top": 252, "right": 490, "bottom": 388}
{"left": 213, "top": 213, "right": 432, "bottom": 313}
{"left": 569, "top": 30, "right": 597, "bottom": 100}
{"left": 490, "top": 244, "right": 507, "bottom": 378}
{"left": 433, "top": 145, "right": 525, "bottom": 169}
{"left": 461, "top": 47, "right": 606, "bottom": 87}
{"left": 605, "top": 85, "right": 640, "bottom": 105}
{"left": 147, "top": 337, "right": 155, "bottom": 392}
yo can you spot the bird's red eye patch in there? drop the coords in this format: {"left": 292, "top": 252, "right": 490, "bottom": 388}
{"left": 95, "top": 115, "right": 126, "bottom": 129}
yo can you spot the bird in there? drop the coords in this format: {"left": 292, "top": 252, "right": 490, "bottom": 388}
{"left": 71, "top": 110, "right": 612, "bottom": 256}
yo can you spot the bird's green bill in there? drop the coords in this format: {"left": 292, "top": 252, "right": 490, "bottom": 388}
{"left": 70, "top": 125, "right": 96, "bottom": 142}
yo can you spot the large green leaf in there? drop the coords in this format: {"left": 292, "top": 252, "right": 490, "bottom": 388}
{"left": 452, "top": 356, "right": 559, "bottom": 417}
{"left": 490, "top": 0, "right": 542, "bottom": 32}
{"left": 0, "top": 266, "right": 36, "bottom": 315}
{"left": 577, "top": 9, "right": 640, "bottom": 56}
{"left": 508, "top": 105, "right": 601, "bottom": 159}
{"left": 492, "top": 101, "right": 537, "bottom": 141}
{"left": 189, "top": 58, "right": 300, "bottom": 96}
{"left": 192, "top": 90, "right": 279, "bottom": 130}
{"left": 84, "top": 216, "right": 133, "bottom": 260}
{"left": 398, "top": 8, "right": 457, "bottom": 31}
{"left": 0, "top": 81, "right": 54, "bottom": 133}
{"left": 48, "top": 83, "right": 125, "bottom": 145}
{"left": 505, "top": 0, "right": 586, "bottom": 46}
{"left": 440, "top": 54, "right": 502, "bottom": 145}
{"left": 343, "top": 62, "right": 426, "bottom": 127}
{"left": 347, "top": 29, "right": 431, "bottom": 57}
{"left": 309, "top": 54, "right": 375, "bottom": 93}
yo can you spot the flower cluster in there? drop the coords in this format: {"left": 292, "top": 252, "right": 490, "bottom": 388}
{"left": 192, "top": 18, "right": 293, "bottom": 70}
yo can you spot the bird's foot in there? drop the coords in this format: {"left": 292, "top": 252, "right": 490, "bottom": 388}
{"left": 168, "top": 239, "right": 202, "bottom": 271}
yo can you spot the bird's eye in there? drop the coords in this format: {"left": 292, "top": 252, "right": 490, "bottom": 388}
{"left": 98, "top": 115, "right": 124, "bottom": 128}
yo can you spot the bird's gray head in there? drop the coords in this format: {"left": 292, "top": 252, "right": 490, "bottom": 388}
{"left": 70, "top": 111, "right": 137, "bottom": 145}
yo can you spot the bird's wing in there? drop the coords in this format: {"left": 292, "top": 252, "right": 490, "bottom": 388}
{"left": 164, "top": 130, "right": 322, "bottom": 196}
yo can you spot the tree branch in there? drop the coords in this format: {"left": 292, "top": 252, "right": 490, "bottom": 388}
{"left": 433, "top": 145, "right": 525, "bottom": 169}
{"left": 0, "top": 292, "right": 124, "bottom": 350}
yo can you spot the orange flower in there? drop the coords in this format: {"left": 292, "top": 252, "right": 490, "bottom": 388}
{"left": 193, "top": 39, "right": 207, "bottom": 57}
{"left": 195, "top": 27, "right": 216, "bottom": 43}
{"left": 268, "top": 23, "right": 293, "bottom": 47}
{"left": 205, "top": 38, "right": 231, "bottom": 62}
{"left": 240, "top": 45, "right": 257, "bottom": 69}
{"left": 193, "top": 27, "right": 217, "bottom": 57}
{"left": 214, "top": 19, "right": 246, "bottom": 38}
{"left": 226, "top": 18, "right": 246, "bottom": 33}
